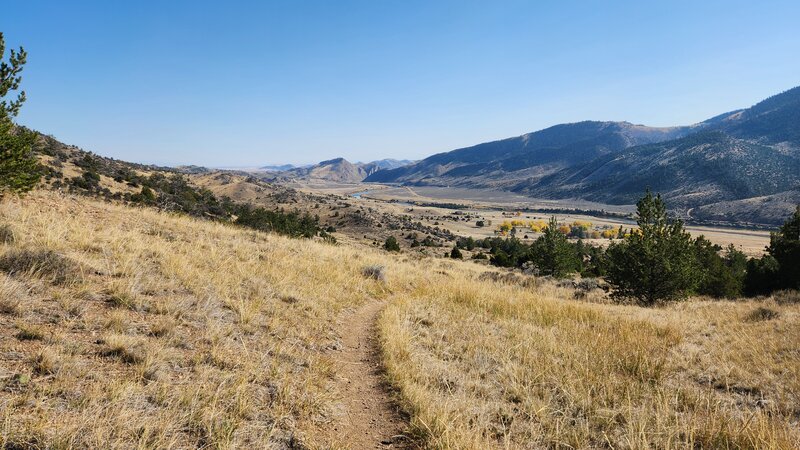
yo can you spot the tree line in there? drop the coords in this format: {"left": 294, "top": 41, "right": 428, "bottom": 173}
{"left": 464, "top": 190, "right": 799, "bottom": 305}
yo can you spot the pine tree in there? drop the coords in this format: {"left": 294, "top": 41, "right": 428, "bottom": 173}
{"left": 744, "top": 255, "right": 780, "bottom": 296}
{"left": 0, "top": 32, "right": 39, "bottom": 196}
{"left": 744, "top": 206, "right": 800, "bottom": 295}
{"left": 606, "top": 190, "right": 699, "bottom": 305}
{"left": 530, "top": 217, "right": 578, "bottom": 277}
{"left": 449, "top": 245, "right": 463, "bottom": 259}
{"left": 694, "top": 237, "right": 746, "bottom": 298}
{"left": 0, "top": 120, "right": 38, "bottom": 195}
{"left": 766, "top": 206, "right": 800, "bottom": 290}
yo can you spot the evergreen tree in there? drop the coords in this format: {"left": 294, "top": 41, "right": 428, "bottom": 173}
{"left": 577, "top": 239, "right": 607, "bottom": 277}
{"left": 744, "top": 206, "right": 800, "bottom": 295}
{"left": 723, "top": 244, "right": 748, "bottom": 294}
{"left": 606, "top": 190, "right": 699, "bottom": 305}
{"left": 744, "top": 255, "right": 780, "bottom": 296}
{"left": 0, "top": 32, "right": 39, "bottom": 196}
{"left": 490, "top": 249, "right": 513, "bottom": 267}
{"left": 0, "top": 119, "right": 38, "bottom": 195}
{"left": 530, "top": 217, "right": 578, "bottom": 277}
{"left": 449, "top": 245, "right": 463, "bottom": 259}
{"left": 456, "top": 236, "right": 476, "bottom": 250}
{"left": 767, "top": 206, "right": 800, "bottom": 290}
{"left": 694, "top": 237, "right": 746, "bottom": 298}
{"left": 383, "top": 236, "right": 400, "bottom": 252}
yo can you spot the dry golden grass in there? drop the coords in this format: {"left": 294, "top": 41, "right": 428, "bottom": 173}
{"left": 380, "top": 275, "right": 800, "bottom": 449}
{"left": 0, "top": 192, "right": 393, "bottom": 448}
{"left": 1, "top": 191, "right": 798, "bottom": 449}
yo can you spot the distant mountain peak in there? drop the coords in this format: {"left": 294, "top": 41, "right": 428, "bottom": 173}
{"left": 262, "top": 156, "right": 413, "bottom": 183}
{"left": 366, "top": 85, "right": 800, "bottom": 225}
{"left": 319, "top": 157, "right": 348, "bottom": 165}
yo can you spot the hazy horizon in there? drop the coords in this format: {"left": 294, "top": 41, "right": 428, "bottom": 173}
{"left": 3, "top": 0, "right": 800, "bottom": 167}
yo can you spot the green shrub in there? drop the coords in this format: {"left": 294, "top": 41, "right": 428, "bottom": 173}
{"left": 130, "top": 186, "right": 156, "bottom": 204}
{"left": 0, "top": 122, "right": 39, "bottom": 196}
{"left": 421, "top": 236, "right": 436, "bottom": 247}
{"left": 744, "top": 255, "right": 780, "bottom": 296}
{"left": 384, "top": 236, "right": 400, "bottom": 252}
{"left": 319, "top": 230, "right": 337, "bottom": 244}
{"left": 745, "top": 206, "right": 800, "bottom": 296}
{"left": 234, "top": 203, "right": 318, "bottom": 238}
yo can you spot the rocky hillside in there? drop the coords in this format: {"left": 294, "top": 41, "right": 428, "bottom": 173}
{"left": 358, "top": 158, "right": 414, "bottom": 176}
{"left": 367, "top": 121, "right": 694, "bottom": 189}
{"left": 368, "top": 86, "right": 800, "bottom": 225}
{"left": 524, "top": 130, "right": 800, "bottom": 210}
{"left": 690, "top": 189, "right": 800, "bottom": 226}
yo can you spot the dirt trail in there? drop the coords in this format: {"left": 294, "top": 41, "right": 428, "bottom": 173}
{"left": 320, "top": 300, "right": 414, "bottom": 449}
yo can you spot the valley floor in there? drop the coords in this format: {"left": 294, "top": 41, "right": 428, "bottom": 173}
{"left": 295, "top": 181, "right": 772, "bottom": 256}
{"left": 0, "top": 193, "right": 797, "bottom": 449}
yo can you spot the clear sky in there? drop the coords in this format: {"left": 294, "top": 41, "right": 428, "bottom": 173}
{"left": 2, "top": 1, "right": 799, "bottom": 167}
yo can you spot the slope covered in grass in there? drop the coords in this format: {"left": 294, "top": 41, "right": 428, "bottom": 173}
{"left": 1, "top": 192, "right": 798, "bottom": 449}
{"left": 380, "top": 277, "right": 800, "bottom": 449}
{"left": 0, "top": 192, "right": 397, "bottom": 448}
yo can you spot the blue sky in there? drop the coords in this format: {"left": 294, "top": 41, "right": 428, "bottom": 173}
{"left": 2, "top": 1, "right": 799, "bottom": 167}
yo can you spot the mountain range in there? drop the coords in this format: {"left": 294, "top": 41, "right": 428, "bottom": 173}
{"left": 260, "top": 163, "right": 301, "bottom": 172}
{"left": 367, "top": 86, "right": 800, "bottom": 225}
{"left": 263, "top": 158, "right": 413, "bottom": 183}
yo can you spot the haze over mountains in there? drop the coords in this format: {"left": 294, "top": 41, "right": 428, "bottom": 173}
{"left": 366, "top": 86, "right": 800, "bottom": 224}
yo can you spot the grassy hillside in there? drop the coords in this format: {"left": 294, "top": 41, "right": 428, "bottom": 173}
{"left": 381, "top": 280, "right": 800, "bottom": 448}
{"left": 29, "top": 133, "right": 457, "bottom": 250}
{"left": 0, "top": 192, "right": 393, "bottom": 448}
{"left": 1, "top": 193, "right": 798, "bottom": 448}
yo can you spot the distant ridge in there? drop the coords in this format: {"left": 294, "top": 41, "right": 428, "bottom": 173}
{"left": 264, "top": 157, "right": 414, "bottom": 183}
{"left": 367, "top": 86, "right": 800, "bottom": 225}
{"left": 259, "top": 164, "right": 298, "bottom": 172}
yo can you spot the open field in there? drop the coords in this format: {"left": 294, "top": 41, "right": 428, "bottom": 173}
{"left": 0, "top": 192, "right": 411, "bottom": 448}
{"left": 381, "top": 278, "right": 800, "bottom": 449}
{"left": 0, "top": 192, "right": 797, "bottom": 448}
